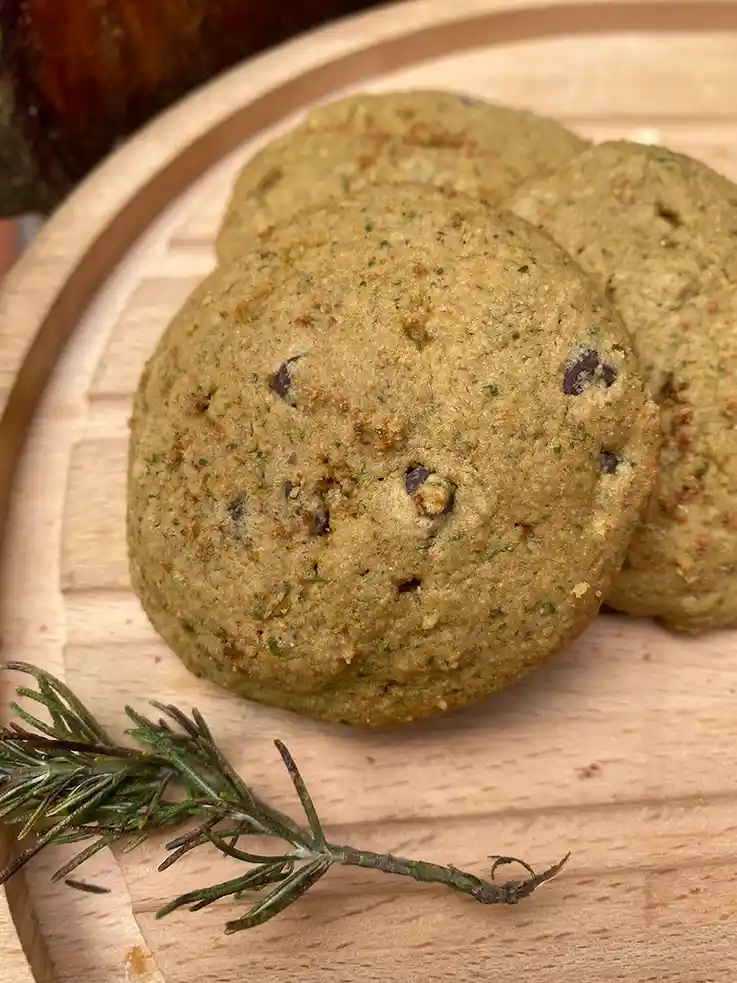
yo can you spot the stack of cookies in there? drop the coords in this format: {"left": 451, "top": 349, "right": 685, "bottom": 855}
{"left": 127, "top": 90, "right": 737, "bottom": 727}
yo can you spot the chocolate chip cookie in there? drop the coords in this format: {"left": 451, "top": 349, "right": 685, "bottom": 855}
{"left": 509, "top": 140, "right": 737, "bottom": 631}
{"left": 129, "top": 183, "right": 658, "bottom": 726}
{"left": 302, "top": 89, "right": 588, "bottom": 168}
{"left": 216, "top": 89, "right": 587, "bottom": 263}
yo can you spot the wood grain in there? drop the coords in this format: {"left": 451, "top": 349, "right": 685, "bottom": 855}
{"left": 2, "top": 1, "right": 737, "bottom": 980}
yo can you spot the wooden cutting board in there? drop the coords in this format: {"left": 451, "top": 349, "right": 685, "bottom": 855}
{"left": 2, "top": 1, "right": 737, "bottom": 980}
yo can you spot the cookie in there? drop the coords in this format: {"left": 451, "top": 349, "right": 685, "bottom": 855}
{"left": 216, "top": 90, "right": 588, "bottom": 263}
{"left": 508, "top": 140, "right": 737, "bottom": 631}
{"left": 216, "top": 130, "right": 540, "bottom": 263}
{"left": 302, "top": 89, "right": 588, "bottom": 168}
{"left": 129, "top": 184, "right": 658, "bottom": 726}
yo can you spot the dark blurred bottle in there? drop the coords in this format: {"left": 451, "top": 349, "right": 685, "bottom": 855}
{"left": 0, "top": 0, "right": 380, "bottom": 217}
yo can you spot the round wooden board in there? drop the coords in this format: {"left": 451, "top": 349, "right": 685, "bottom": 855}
{"left": 3, "top": 1, "right": 737, "bottom": 980}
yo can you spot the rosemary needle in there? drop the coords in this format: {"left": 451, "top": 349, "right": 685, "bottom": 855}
{"left": 0, "top": 661, "right": 570, "bottom": 934}
{"left": 64, "top": 878, "right": 111, "bottom": 895}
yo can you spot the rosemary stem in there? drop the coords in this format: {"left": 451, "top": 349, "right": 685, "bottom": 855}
{"left": 0, "top": 663, "right": 570, "bottom": 930}
{"left": 332, "top": 845, "right": 488, "bottom": 898}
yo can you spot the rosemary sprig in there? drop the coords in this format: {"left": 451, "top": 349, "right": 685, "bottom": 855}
{"left": 0, "top": 662, "right": 570, "bottom": 933}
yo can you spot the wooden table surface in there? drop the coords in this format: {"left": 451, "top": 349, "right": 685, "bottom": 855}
{"left": 2, "top": 1, "right": 737, "bottom": 981}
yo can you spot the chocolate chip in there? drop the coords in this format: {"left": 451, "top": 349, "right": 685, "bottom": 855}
{"left": 563, "top": 350, "right": 618, "bottom": 396}
{"left": 309, "top": 505, "right": 330, "bottom": 536}
{"left": 227, "top": 494, "right": 247, "bottom": 523}
{"left": 404, "top": 466, "right": 432, "bottom": 494}
{"left": 270, "top": 363, "right": 293, "bottom": 399}
{"left": 269, "top": 356, "right": 302, "bottom": 401}
{"left": 602, "top": 364, "right": 618, "bottom": 385}
{"left": 397, "top": 577, "right": 423, "bottom": 593}
{"left": 599, "top": 451, "right": 620, "bottom": 474}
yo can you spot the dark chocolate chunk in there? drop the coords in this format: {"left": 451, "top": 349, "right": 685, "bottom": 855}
{"left": 269, "top": 363, "right": 293, "bottom": 399}
{"left": 601, "top": 363, "right": 618, "bottom": 386}
{"left": 309, "top": 505, "right": 331, "bottom": 536}
{"left": 599, "top": 451, "right": 620, "bottom": 474}
{"left": 397, "top": 577, "right": 423, "bottom": 593}
{"left": 404, "top": 465, "right": 432, "bottom": 495}
{"left": 563, "top": 349, "right": 618, "bottom": 396}
{"left": 269, "top": 356, "right": 302, "bottom": 401}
